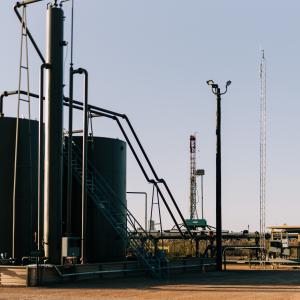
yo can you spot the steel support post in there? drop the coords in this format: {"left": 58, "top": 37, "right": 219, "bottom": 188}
{"left": 216, "top": 88, "right": 222, "bottom": 271}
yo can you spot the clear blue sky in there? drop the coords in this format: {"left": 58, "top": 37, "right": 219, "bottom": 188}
{"left": 1, "top": 0, "right": 300, "bottom": 231}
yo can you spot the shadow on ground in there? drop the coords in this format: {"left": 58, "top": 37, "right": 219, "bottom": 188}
{"left": 43, "top": 270, "right": 300, "bottom": 290}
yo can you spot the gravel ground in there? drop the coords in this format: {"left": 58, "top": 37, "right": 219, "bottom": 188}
{"left": 1, "top": 270, "right": 300, "bottom": 300}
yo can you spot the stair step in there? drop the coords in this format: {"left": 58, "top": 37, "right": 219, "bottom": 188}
{"left": 64, "top": 145, "right": 164, "bottom": 278}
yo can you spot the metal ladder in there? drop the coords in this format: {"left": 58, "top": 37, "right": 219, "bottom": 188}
{"left": 12, "top": 5, "right": 33, "bottom": 259}
{"left": 63, "top": 141, "right": 168, "bottom": 278}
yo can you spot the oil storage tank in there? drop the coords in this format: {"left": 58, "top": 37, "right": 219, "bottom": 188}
{"left": 64, "top": 136, "right": 127, "bottom": 263}
{"left": 0, "top": 117, "right": 38, "bottom": 261}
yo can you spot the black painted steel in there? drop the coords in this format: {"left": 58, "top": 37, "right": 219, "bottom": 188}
{"left": 43, "top": 4, "right": 64, "bottom": 264}
{"left": 207, "top": 80, "right": 231, "bottom": 271}
{"left": 16, "top": 0, "right": 44, "bottom": 6}
{"left": 216, "top": 88, "right": 222, "bottom": 272}
{"left": 0, "top": 117, "right": 38, "bottom": 260}
{"left": 1, "top": 91, "right": 191, "bottom": 238}
{"left": 63, "top": 137, "right": 127, "bottom": 263}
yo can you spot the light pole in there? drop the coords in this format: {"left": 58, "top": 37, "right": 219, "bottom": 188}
{"left": 207, "top": 79, "right": 231, "bottom": 271}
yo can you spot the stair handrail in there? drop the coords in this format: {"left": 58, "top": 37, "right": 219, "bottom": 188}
{"left": 66, "top": 140, "right": 151, "bottom": 239}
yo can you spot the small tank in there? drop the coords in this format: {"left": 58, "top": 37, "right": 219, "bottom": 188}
{"left": 63, "top": 136, "right": 127, "bottom": 263}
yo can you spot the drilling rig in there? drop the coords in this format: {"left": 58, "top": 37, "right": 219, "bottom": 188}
{"left": 190, "top": 134, "right": 197, "bottom": 220}
{"left": 185, "top": 134, "right": 206, "bottom": 230}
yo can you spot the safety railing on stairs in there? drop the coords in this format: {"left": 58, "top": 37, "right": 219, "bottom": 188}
{"left": 63, "top": 140, "right": 168, "bottom": 278}
{"left": 76, "top": 102, "right": 192, "bottom": 238}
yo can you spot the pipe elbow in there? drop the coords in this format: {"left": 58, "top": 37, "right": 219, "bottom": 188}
{"left": 14, "top": 2, "right": 21, "bottom": 9}
{"left": 78, "top": 68, "right": 88, "bottom": 76}
{"left": 72, "top": 68, "right": 87, "bottom": 75}
{"left": 1, "top": 91, "right": 8, "bottom": 99}
{"left": 41, "top": 63, "right": 51, "bottom": 70}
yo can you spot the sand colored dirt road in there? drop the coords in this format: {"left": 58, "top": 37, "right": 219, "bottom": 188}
{"left": 1, "top": 270, "right": 300, "bottom": 300}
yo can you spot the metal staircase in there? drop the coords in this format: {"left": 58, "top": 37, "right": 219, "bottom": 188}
{"left": 63, "top": 140, "right": 168, "bottom": 278}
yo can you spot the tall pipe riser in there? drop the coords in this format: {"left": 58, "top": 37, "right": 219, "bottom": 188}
{"left": 43, "top": 4, "right": 64, "bottom": 264}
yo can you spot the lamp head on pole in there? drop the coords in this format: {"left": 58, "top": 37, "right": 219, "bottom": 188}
{"left": 207, "top": 79, "right": 231, "bottom": 95}
{"left": 207, "top": 80, "right": 218, "bottom": 91}
{"left": 206, "top": 80, "right": 214, "bottom": 86}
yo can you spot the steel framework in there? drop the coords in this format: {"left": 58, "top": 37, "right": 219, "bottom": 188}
{"left": 190, "top": 134, "right": 197, "bottom": 220}
{"left": 259, "top": 50, "right": 267, "bottom": 260}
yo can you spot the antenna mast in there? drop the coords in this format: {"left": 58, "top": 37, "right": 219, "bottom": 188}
{"left": 259, "top": 50, "right": 267, "bottom": 260}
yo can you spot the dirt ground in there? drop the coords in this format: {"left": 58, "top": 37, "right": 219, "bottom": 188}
{"left": 2, "top": 269, "right": 300, "bottom": 300}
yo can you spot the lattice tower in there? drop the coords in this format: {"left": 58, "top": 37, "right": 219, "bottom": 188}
{"left": 190, "top": 134, "right": 197, "bottom": 219}
{"left": 259, "top": 50, "right": 267, "bottom": 258}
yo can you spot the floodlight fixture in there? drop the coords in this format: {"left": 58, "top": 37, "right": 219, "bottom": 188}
{"left": 206, "top": 80, "right": 214, "bottom": 86}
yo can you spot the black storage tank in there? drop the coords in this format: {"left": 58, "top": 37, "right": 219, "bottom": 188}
{"left": 0, "top": 117, "right": 38, "bottom": 260}
{"left": 63, "top": 136, "right": 127, "bottom": 263}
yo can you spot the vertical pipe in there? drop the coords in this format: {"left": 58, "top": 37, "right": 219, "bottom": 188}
{"left": 126, "top": 192, "right": 148, "bottom": 231}
{"left": 201, "top": 175, "right": 204, "bottom": 220}
{"left": 44, "top": 4, "right": 64, "bottom": 264}
{"left": 216, "top": 88, "right": 222, "bottom": 271}
{"left": 66, "top": 0, "right": 75, "bottom": 237}
{"left": 79, "top": 69, "right": 88, "bottom": 263}
{"left": 37, "top": 63, "right": 49, "bottom": 287}
{"left": 0, "top": 93, "right": 5, "bottom": 117}
{"left": 144, "top": 193, "right": 147, "bottom": 231}
{"left": 66, "top": 67, "right": 73, "bottom": 236}
{"left": 38, "top": 64, "right": 44, "bottom": 253}
{"left": 38, "top": 64, "right": 50, "bottom": 252}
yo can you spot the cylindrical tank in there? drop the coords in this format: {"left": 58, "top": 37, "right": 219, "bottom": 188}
{"left": 44, "top": 3, "right": 64, "bottom": 264}
{"left": 63, "top": 136, "right": 127, "bottom": 263}
{"left": 0, "top": 117, "right": 38, "bottom": 260}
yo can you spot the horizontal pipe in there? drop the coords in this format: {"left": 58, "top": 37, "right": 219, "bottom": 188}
{"left": 0, "top": 90, "right": 41, "bottom": 116}
{"left": 162, "top": 263, "right": 216, "bottom": 271}
{"left": 223, "top": 246, "right": 263, "bottom": 270}
{"left": 16, "top": 0, "right": 44, "bottom": 7}
{"left": 0, "top": 91, "right": 121, "bottom": 119}
{"left": 64, "top": 97, "right": 124, "bottom": 118}
{"left": 1, "top": 90, "right": 40, "bottom": 98}
{"left": 2, "top": 89, "right": 190, "bottom": 237}
{"left": 53, "top": 265, "right": 145, "bottom": 278}
{"left": 124, "top": 115, "right": 191, "bottom": 237}
{"left": 53, "top": 263, "right": 216, "bottom": 278}
{"left": 64, "top": 129, "right": 83, "bottom": 135}
{"left": 112, "top": 117, "right": 184, "bottom": 236}
{"left": 66, "top": 97, "right": 191, "bottom": 236}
